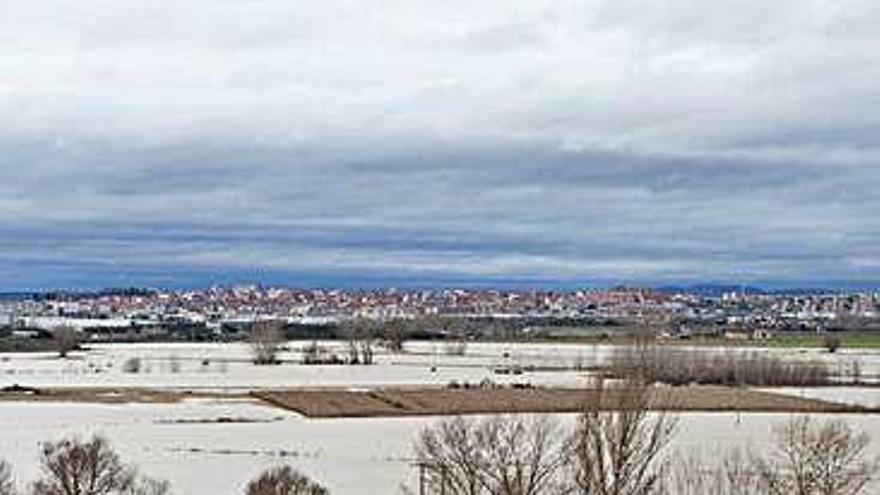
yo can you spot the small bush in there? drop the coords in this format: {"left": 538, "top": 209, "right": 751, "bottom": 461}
{"left": 122, "top": 357, "right": 142, "bottom": 374}
{"left": 443, "top": 339, "right": 467, "bottom": 356}
{"left": 168, "top": 356, "right": 181, "bottom": 373}
{"left": 301, "top": 342, "right": 342, "bottom": 365}
{"left": 824, "top": 334, "right": 842, "bottom": 353}
{"left": 250, "top": 322, "right": 284, "bottom": 365}
{"left": 53, "top": 326, "right": 79, "bottom": 359}
{"left": 245, "top": 466, "right": 328, "bottom": 495}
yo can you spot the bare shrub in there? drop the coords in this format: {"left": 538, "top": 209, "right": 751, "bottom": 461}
{"left": 301, "top": 342, "right": 343, "bottom": 365}
{"left": 631, "top": 326, "right": 658, "bottom": 347}
{"left": 414, "top": 415, "right": 569, "bottom": 495}
{"left": 665, "top": 416, "right": 879, "bottom": 495}
{"left": 609, "top": 345, "right": 831, "bottom": 386}
{"left": 302, "top": 341, "right": 323, "bottom": 364}
{"left": 752, "top": 415, "right": 879, "bottom": 495}
{"left": 567, "top": 378, "right": 678, "bottom": 495}
{"left": 31, "top": 436, "right": 171, "bottom": 495}
{"left": 0, "top": 460, "right": 14, "bottom": 495}
{"left": 663, "top": 449, "right": 764, "bottom": 495}
{"left": 382, "top": 318, "right": 408, "bottom": 354}
{"left": 850, "top": 359, "right": 863, "bottom": 385}
{"left": 167, "top": 355, "right": 181, "bottom": 374}
{"left": 344, "top": 318, "right": 375, "bottom": 365}
{"left": 823, "top": 334, "right": 842, "bottom": 354}
{"left": 53, "top": 326, "right": 79, "bottom": 359}
{"left": 244, "top": 466, "right": 328, "bottom": 495}
{"left": 443, "top": 339, "right": 468, "bottom": 357}
{"left": 250, "top": 321, "right": 284, "bottom": 365}
{"left": 121, "top": 478, "right": 171, "bottom": 495}
{"left": 121, "top": 357, "right": 141, "bottom": 374}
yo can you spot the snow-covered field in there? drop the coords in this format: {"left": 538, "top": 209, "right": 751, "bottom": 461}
{"left": 0, "top": 341, "right": 605, "bottom": 390}
{"left": 3, "top": 342, "right": 880, "bottom": 494}
{"left": 2, "top": 400, "right": 880, "bottom": 495}
{"left": 2, "top": 341, "right": 878, "bottom": 390}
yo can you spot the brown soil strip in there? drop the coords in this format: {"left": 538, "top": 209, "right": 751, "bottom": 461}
{"left": 250, "top": 386, "right": 880, "bottom": 418}
{"left": 0, "top": 387, "right": 239, "bottom": 404}
{"left": 2, "top": 385, "right": 877, "bottom": 418}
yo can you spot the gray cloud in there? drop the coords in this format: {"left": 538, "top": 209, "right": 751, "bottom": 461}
{"left": 1, "top": 0, "right": 879, "bottom": 288}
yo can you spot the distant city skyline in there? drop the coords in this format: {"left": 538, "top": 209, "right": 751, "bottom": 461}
{"left": 3, "top": 1, "right": 880, "bottom": 290}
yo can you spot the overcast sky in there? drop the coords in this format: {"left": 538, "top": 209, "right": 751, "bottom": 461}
{"left": 1, "top": 0, "right": 879, "bottom": 290}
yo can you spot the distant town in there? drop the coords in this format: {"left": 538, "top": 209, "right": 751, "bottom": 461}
{"left": 2, "top": 285, "right": 879, "bottom": 345}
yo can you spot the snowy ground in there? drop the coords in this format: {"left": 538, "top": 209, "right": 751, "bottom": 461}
{"left": 3, "top": 342, "right": 880, "bottom": 494}
{"left": 0, "top": 341, "right": 604, "bottom": 390}
{"left": 1, "top": 341, "right": 878, "bottom": 390}
{"left": 2, "top": 400, "right": 880, "bottom": 495}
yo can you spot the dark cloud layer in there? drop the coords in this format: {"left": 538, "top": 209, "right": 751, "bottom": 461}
{"left": 1, "top": 1, "right": 879, "bottom": 289}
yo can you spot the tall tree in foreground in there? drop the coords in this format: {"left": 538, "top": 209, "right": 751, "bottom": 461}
{"left": 244, "top": 466, "right": 329, "bottom": 495}
{"left": 662, "top": 416, "right": 880, "bottom": 495}
{"left": 31, "top": 436, "right": 171, "bottom": 495}
{"left": 753, "top": 416, "right": 879, "bottom": 495}
{"left": 414, "top": 415, "right": 569, "bottom": 495}
{"left": 567, "top": 378, "right": 678, "bottom": 495}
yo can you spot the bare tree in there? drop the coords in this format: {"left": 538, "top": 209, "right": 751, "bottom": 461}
{"left": 0, "top": 460, "right": 14, "bottom": 495}
{"left": 414, "top": 415, "right": 569, "bottom": 495}
{"left": 53, "top": 326, "right": 79, "bottom": 359}
{"left": 753, "top": 416, "right": 879, "bottom": 495}
{"left": 415, "top": 416, "right": 483, "bottom": 495}
{"left": 31, "top": 436, "right": 171, "bottom": 495}
{"left": 120, "top": 478, "right": 171, "bottom": 495}
{"left": 665, "top": 416, "right": 879, "bottom": 495}
{"left": 567, "top": 378, "right": 678, "bottom": 495}
{"left": 663, "top": 449, "right": 763, "bottom": 495}
{"left": 250, "top": 321, "right": 284, "bottom": 365}
{"left": 382, "top": 318, "right": 408, "bottom": 354}
{"left": 823, "top": 335, "right": 842, "bottom": 354}
{"left": 345, "top": 318, "right": 375, "bottom": 365}
{"left": 244, "top": 466, "right": 328, "bottom": 495}
{"left": 32, "top": 436, "right": 132, "bottom": 495}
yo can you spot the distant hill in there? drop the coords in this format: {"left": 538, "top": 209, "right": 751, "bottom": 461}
{"left": 654, "top": 284, "right": 768, "bottom": 297}
{"left": 653, "top": 284, "right": 856, "bottom": 297}
{"left": 0, "top": 292, "right": 42, "bottom": 301}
